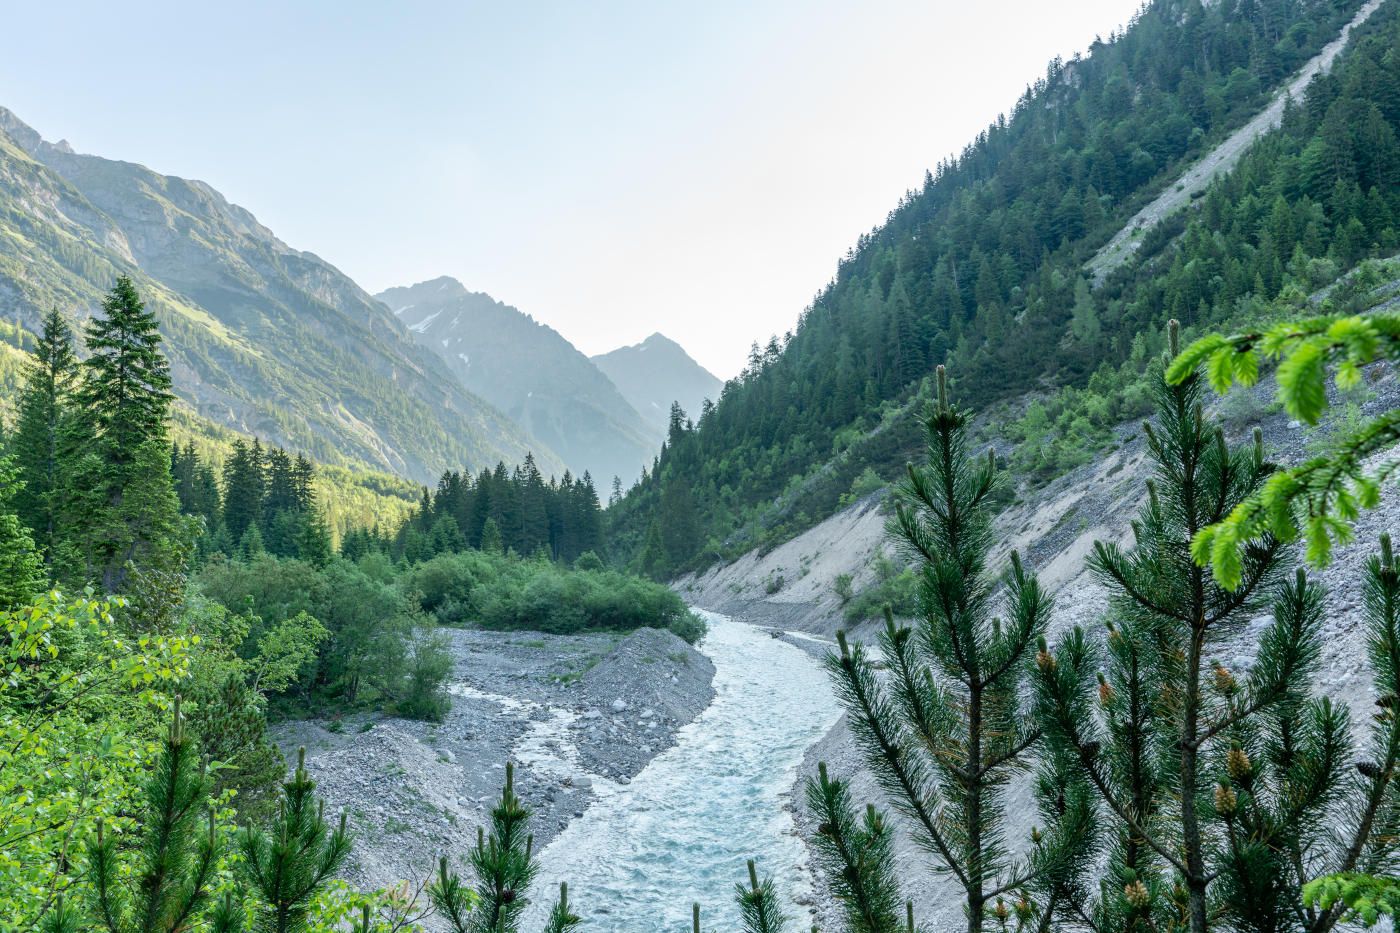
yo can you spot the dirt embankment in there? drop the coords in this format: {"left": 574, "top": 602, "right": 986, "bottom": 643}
{"left": 270, "top": 625, "right": 714, "bottom": 898}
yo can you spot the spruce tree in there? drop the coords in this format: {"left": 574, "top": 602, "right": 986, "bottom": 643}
{"left": 222, "top": 439, "right": 265, "bottom": 545}
{"left": 1034, "top": 322, "right": 1400, "bottom": 933}
{"left": 0, "top": 456, "right": 44, "bottom": 611}
{"left": 71, "top": 277, "right": 184, "bottom": 591}
{"left": 12, "top": 307, "right": 79, "bottom": 559}
{"left": 819, "top": 366, "right": 1057, "bottom": 933}
{"left": 79, "top": 277, "right": 174, "bottom": 474}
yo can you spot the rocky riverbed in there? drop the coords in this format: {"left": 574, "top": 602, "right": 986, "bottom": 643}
{"left": 688, "top": 368, "right": 1400, "bottom": 930}
{"left": 271, "top": 624, "right": 715, "bottom": 896}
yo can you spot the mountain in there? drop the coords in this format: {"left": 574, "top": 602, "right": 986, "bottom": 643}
{"left": 376, "top": 279, "right": 655, "bottom": 483}
{"left": 591, "top": 334, "right": 722, "bottom": 437}
{"left": 610, "top": 0, "right": 1397, "bottom": 575}
{"left": 0, "top": 106, "right": 559, "bottom": 484}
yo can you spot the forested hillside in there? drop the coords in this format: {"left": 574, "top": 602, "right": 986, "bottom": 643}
{"left": 0, "top": 107, "right": 557, "bottom": 483}
{"left": 611, "top": 0, "right": 1400, "bottom": 575}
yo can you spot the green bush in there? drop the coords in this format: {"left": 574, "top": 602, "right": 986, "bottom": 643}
{"left": 843, "top": 555, "right": 920, "bottom": 623}
{"left": 833, "top": 573, "right": 854, "bottom": 605}
{"left": 667, "top": 611, "right": 707, "bottom": 644}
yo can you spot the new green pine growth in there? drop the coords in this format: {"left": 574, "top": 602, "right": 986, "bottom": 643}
{"left": 79, "top": 697, "right": 223, "bottom": 933}
{"left": 805, "top": 762, "right": 902, "bottom": 932}
{"left": 736, "top": 859, "right": 788, "bottom": 933}
{"left": 237, "top": 746, "right": 352, "bottom": 933}
{"left": 430, "top": 761, "right": 545, "bottom": 933}
{"left": 1034, "top": 340, "right": 1400, "bottom": 933}
{"left": 1168, "top": 301, "right": 1400, "bottom": 587}
{"left": 818, "top": 366, "right": 1056, "bottom": 933}
{"left": 542, "top": 882, "right": 581, "bottom": 933}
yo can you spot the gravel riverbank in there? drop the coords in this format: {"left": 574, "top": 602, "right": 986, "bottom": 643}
{"left": 270, "top": 624, "right": 715, "bottom": 897}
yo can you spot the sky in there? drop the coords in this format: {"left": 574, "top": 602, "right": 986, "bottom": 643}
{"left": 1, "top": 0, "right": 1143, "bottom": 379}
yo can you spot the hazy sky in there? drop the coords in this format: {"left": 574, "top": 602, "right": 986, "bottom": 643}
{"left": 2, "top": 1, "right": 1141, "bottom": 379}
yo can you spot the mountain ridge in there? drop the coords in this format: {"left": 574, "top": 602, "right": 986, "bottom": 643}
{"left": 591, "top": 333, "right": 722, "bottom": 437}
{"left": 0, "top": 106, "right": 562, "bottom": 483}
{"left": 376, "top": 278, "right": 656, "bottom": 483}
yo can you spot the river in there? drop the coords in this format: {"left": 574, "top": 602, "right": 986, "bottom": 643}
{"left": 522, "top": 610, "right": 842, "bottom": 930}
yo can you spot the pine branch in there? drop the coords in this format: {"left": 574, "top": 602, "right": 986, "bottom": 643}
{"left": 541, "top": 883, "right": 580, "bottom": 933}
{"left": 735, "top": 859, "right": 788, "bottom": 933}
{"left": 828, "top": 633, "right": 969, "bottom": 889}
{"left": 806, "top": 763, "right": 903, "bottom": 933}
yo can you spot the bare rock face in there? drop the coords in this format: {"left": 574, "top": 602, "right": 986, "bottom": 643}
{"left": 378, "top": 278, "right": 660, "bottom": 484}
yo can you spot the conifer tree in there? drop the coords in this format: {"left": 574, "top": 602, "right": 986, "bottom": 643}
{"left": 806, "top": 763, "right": 903, "bottom": 933}
{"left": 222, "top": 439, "right": 265, "bottom": 545}
{"left": 429, "top": 761, "right": 575, "bottom": 933}
{"left": 480, "top": 517, "right": 505, "bottom": 555}
{"left": 70, "top": 278, "right": 184, "bottom": 591}
{"left": 236, "top": 747, "right": 352, "bottom": 933}
{"left": 79, "top": 277, "right": 174, "bottom": 474}
{"left": 1034, "top": 322, "right": 1400, "bottom": 933}
{"left": 0, "top": 456, "right": 45, "bottom": 612}
{"left": 79, "top": 698, "right": 223, "bottom": 933}
{"left": 820, "top": 366, "right": 1057, "bottom": 933}
{"left": 735, "top": 859, "right": 788, "bottom": 933}
{"left": 12, "top": 308, "right": 79, "bottom": 559}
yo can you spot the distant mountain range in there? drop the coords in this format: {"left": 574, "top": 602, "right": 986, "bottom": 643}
{"left": 592, "top": 334, "right": 722, "bottom": 437}
{"left": 0, "top": 105, "right": 722, "bottom": 488}
{"left": 0, "top": 106, "right": 555, "bottom": 483}
{"left": 377, "top": 279, "right": 720, "bottom": 483}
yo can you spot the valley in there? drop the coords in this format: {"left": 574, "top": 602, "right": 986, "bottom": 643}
{"left": 5, "top": 0, "right": 1400, "bottom": 931}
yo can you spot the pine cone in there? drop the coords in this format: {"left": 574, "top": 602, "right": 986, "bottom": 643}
{"left": 1124, "top": 880, "right": 1150, "bottom": 909}
{"left": 1214, "top": 783, "right": 1237, "bottom": 815}
{"left": 1212, "top": 664, "right": 1237, "bottom": 696}
{"left": 1357, "top": 761, "right": 1382, "bottom": 780}
{"left": 1227, "top": 746, "right": 1252, "bottom": 782}
{"left": 1037, "top": 649, "right": 1057, "bottom": 673}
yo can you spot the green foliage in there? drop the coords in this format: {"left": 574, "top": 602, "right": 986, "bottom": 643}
{"left": 78, "top": 699, "right": 223, "bottom": 933}
{"left": 0, "top": 455, "right": 44, "bottom": 610}
{"left": 10, "top": 308, "right": 78, "bottom": 559}
{"left": 235, "top": 748, "right": 353, "bottom": 933}
{"left": 806, "top": 763, "right": 903, "bottom": 933}
{"left": 1169, "top": 281, "right": 1400, "bottom": 586}
{"left": 1031, "top": 351, "right": 1400, "bottom": 931}
{"left": 842, "top": 555, "right": 918, "bottom": 623}
{"left": 820, "top": 371, "right": 1059, "bottom": 931}
{"left": 1304, "top": 873, "right": 1400, "bottom": 927}
{"left": 610, "top": 0, "right": 1393, "bottom": 573}
{"left": 196, "top": 555, "right": 429, "bottom": 715}
{"left": 429, "top": 762, "right": 538, "bottom": 933}
{"left": 832, "top": 573, "right": 854, "bottom": 606}
{"left": 0, "top": 591, "right": 194, "bottom": 929}
{"left": 396, "top": 458, "right": 603, "bottom": 565}
{"left": 735, "top": 859, "right": 788, "bottom": 933}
